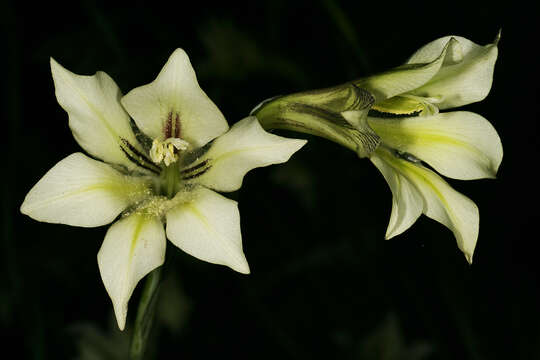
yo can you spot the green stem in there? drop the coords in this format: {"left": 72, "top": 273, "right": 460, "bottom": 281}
{"left": 129, "top": 267, "right": 163, "bottom": 360}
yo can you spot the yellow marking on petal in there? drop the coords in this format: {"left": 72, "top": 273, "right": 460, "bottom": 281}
{"left": 129, "top": 216, "right": 145, "bottom": 257}
{"left": 22, "top": 180, "right": 151, "bottom": 213}
{"left": 371, "top": 117, "right": 495, "bottom": 176}
{"left": 182, "top": 199, "right": 244, "bottom": 262}
{"left": 372, "top": 95, "right": 439, "bottom": 116}
{"left": 376, "top": 148, "right": 450, "bottom": 222}
{"left": 372, "top": 96, "right": 425, "bottom": 115}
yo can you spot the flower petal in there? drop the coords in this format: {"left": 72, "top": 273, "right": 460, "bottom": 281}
{"left": 355, "top": 39, "right": 451, "bottom": 101}
{"left": 370, "top": 153, "right": 423, "bottom": 239}
{"left": 97, "top": 214, "right": 166, "bottom": 330}
{"left": 50, "top": 58, "right": 147, "bottom": 172}
{"left": 373, "top": 147, "right": 479, "bottom": 263}
{"left": 369, "top": 111, "right": 503, "bottom": 180}
{"left": 181, "top": 116, "right": 306, "bottom": 192}
{"left": 407, "top": 33, "right": 499, "bottom": 109}
{"left": 20, "top": 153, "right": 151, "bottom": 227}
{"left": 121, "top": 49, "right": 228, "bottom": 147}
{"left": 166, "top": 187, "right": 249, "bottom": 274}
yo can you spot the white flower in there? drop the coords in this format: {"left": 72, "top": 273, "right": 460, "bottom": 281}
{"left": 249, "top": 33, "right": 502, "bottom": 263}
{"left": 20, "top": 49, "right": 306, "bottom": 330}
{"left": 361, "top": 34, "right": 502, "bottom": 263}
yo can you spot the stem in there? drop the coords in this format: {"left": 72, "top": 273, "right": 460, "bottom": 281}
{"left": 129, "top": 267, "right": 163, "bottom": 360}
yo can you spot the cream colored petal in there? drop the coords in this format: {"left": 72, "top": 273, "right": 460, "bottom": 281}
{"left": 355, "top": 40, "right": 451, "bottom": 101}
{"left": 20, "top": 153, "right": 151, "bottom": 227}
{"left": 50, "top": 58, "right": 146, "bottom": 172}
{"left": 407, "top": 33, "right": 499, "bottom": 109}
{"left": 166, "top": 187, "right": 249, "bottom": 274}
{"left": 369, "top": 111, "right": 503, "bottom": 180}
{"left": 370, "top": 153, "right": 423, "bottom": 239}
{"left": 408, "top": 36, "right": 467, "bottom": 65}
{"left": 97, "top": 214, "right": 166, "bottom": 330}
{"left": 374, "top": 147, "right": 479, "bottom": 263}
{"left": 121, "top": 48, "right": 228, "bottom": 147}
{"left": 181, "top": 116, "right": 306, "bottom": 192}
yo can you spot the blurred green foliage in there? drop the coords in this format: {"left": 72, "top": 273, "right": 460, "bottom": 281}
{"left": 2, "top": 1, "right": 538, "bottom": 359}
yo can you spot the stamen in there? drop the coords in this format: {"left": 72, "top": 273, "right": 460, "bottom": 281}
{"left": 119, "top": 138, "right": 161, "bottom": 174}
{"left": 164, "top": 112, "right": 173, "bottom": 138}
{"left": 174, "top": 113, "right": 181, "bottom": 138}
{"left": 163, "top": 146, "right": 175, "bottom": 166}
{"left": 182, "top": 167, "right": 210, "bottom": 180}
{"left": 167, "top": 138, "right": 189, "bottom": 151}
{"left": 150, "top": 139, "right": 164, "bottom": 164}
{"left": 150, "top": 137, "right": 190, "bottom": 166}
{"left": 181, "top": 160, "right": 212, "bottom": 180}
{"left": 180, "top": 160, "right": 209, "bottom": 174}
{"left": 153, "top": 110, "right": 188, "bottom": 166}
{"left": 395, "top": 150, "right": 421, "bottom": 163}
{"left": 164, "top": 111, "right": 182, "bottom": 138}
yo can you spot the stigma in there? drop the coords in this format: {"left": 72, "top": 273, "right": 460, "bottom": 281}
{"left": 150, "top": 137, "right": 190, "bottom": 166}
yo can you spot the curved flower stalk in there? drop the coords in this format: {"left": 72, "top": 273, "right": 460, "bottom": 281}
{"left": 253, "top": 33, "right": 502, "bottom": 263}
{"left": 20, "top": 49, "right": 306, "bottom": 330}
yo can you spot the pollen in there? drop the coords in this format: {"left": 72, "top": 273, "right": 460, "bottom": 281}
{"left": 127, "top": 188, "right": 197, "bottom": 220}
{"left": 150, "top": 137, "right": 190, "bottom": 166}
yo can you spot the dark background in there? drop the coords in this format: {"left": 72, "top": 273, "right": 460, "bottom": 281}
{"left": 2, "top": 1, "right": 538, "bottom": 359}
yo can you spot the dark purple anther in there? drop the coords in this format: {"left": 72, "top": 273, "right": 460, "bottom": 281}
{"left": 164, "top": 111, "right": 182, "bottom": 139}
{"left": 164, "top": 112, "right": 173, "bottom": 138}
{"left": 174, "top": 113, "right": 181, "bottom": 138}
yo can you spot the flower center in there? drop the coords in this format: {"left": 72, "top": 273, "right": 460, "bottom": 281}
{"left": 149, "top": 111, "right": 191, "bottom": 166}
{"left": 150, "top": 137, "right": 190, "bottom": 166}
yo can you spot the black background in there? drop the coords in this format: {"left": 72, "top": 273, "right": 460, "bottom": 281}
{"left": 2, "top": 1, "right": 538, "bottom": 359}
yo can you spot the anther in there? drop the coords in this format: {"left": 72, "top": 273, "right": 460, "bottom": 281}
{"left": 150, "top": 137, "right": 190, "bottom": 166}
{"left": 395, "top": 150, "right": 421, "bottom": 163}
{"left": 164, "top": 112, "right": 173, "bottom": 138}
{"left": 174, "top": 113, "right": 181, "bottom": 138}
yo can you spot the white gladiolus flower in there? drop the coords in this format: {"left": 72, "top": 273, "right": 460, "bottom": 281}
{"left": 249, "top": 32, "right": 502, "bottom": 264}
{"left": 362, "top": 34, "right": 502, "bottom": 263}
{"left": 20, "top": 49, "right": 306, "bottom": 330}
